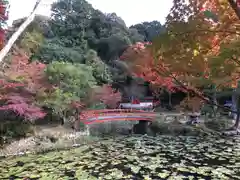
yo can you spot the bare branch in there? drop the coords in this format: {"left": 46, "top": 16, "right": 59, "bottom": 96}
{"left": 0, "top": 0, "right": 43, "bottom": 63}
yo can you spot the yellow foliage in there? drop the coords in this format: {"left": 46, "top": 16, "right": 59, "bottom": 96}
{"left": 193, "top": 49, "right": 199, "bottom": 56}
{"left": 19, "top": 30, "right": 44, "bottom": 56}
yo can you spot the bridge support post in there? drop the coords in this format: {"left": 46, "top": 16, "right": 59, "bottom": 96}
{"left": 74, "top": 120, "right": 80, "bottom": 131}
{"left": 85, "top": 125, "right": 90, "bottom": 136}
{"left": 132, "top": 120, "right": 149, "bottom": 135}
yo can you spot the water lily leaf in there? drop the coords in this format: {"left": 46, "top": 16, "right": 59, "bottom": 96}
{"left": 218, "top": 157, "right": 226, "bottom": 161}
{"left": 104, "top": 174, "right": 112, "bottom": 180}
{"left": 109, "top": 169, "right": 123, "bottom": 179}
{"left": 143, "top": 175, "right": 152, "bottom": 180}
{"left": 148, "top": 164, "right": 158, "bottom": 171}
{"left": 30, "top": 174, "right": 41, "bottom": 178}
{"left": 188, "top": 176, "right": 194, "bottom": 180}
{"left": 177, "top": 167, "right": 189, "bottom": 172}
{"left": 129, "top": 165, "right": 141, "bottom": 174}
{"left": 158, "top": 172, "right": 169, "bottom": 178}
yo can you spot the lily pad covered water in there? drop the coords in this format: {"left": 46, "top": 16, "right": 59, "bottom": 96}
{"left": 0, "top": 135, "right": 240, "bottom": 180}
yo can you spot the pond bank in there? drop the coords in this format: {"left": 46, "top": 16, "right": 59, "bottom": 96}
{"left": 0, "top": 117, "right": 229, "bottom": 157}
{"left": 1, "top": 135, "right": 240, "bottom": 179}
{"left": 0, "top": 125, "right": 96, "bottom": 157}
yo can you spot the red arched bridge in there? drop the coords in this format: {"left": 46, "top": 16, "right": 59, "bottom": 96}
{"left": 79, "top": 109, "right": 157, "bottom": 125}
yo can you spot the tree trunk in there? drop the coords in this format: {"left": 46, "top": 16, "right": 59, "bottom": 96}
{"left": 224, "top": 85, "right": 240, "bottom": 135}
{"left": 233, "top": 82, "right": 240, "bottom": 129}
{"left": 74, "top": 109, "right": 80, "bottom": 131}
{"left": 234, "top": 111, "right": 240, "bottom": 129}
{"left": 212, "top": 85, "right": 218, "bottom": 118}
{"left": 223, "top": 105, "right": 240, "bottom": 135}
{"left": 0, "top": 0, "right": 42, "bottom": 62}
{"left": 233, "top": 90, "right": 240, "bottom": 129}
{"left": 168, "top": 91, "right": 172, "bottom": 108}
{"left": 231, "top": 89, "right": 237, "bottom": 119}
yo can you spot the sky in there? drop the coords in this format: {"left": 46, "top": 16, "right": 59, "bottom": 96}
{"left": 8, "top": 0, "right": 173, "bottom": 27}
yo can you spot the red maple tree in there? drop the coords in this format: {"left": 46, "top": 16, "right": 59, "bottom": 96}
{"left": 120, "top": 42, "right": 203, "bottom": 97}
{"left": 0, "top": 0, "right": 8, "bottom": 49}
{"left": 5, "top": 49, "right": 50, "bottom": 93}
{"left": 0, "top": 49, "right": 48, "bottom": 121}
{"left": 120, "top": 42, "right": 178, "bottom": 92}
{"left": 92, "top": 84, "right": 122, "bottom": 109}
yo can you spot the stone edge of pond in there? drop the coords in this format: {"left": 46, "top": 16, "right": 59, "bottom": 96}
{"left": 0, "top": 144, "right": 80, "bottom": 159}
{"left": 0, "top": 134, "right": 100, "bottom": 159}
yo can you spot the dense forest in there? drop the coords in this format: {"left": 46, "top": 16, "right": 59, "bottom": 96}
{"left": 2, "top": 0, "right": 166, "bottom": 124}
{"left": 1, "top": 0, "right": 240, "bottom": 132}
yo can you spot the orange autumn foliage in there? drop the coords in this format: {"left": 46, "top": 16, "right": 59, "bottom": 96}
{"left": 121, "top": 0, "right": 240, "bottom": 112}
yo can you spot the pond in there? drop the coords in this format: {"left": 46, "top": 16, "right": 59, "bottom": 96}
{"left": 0, "top": 135, "right": 240, "bottom": 180}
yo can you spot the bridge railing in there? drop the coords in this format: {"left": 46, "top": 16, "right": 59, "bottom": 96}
{"left": 79, "top": 109, "right": 157, "bottom": 125}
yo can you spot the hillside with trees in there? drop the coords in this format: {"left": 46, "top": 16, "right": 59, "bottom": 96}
{"left": 1, "top": 0, "right": 166, "bottom": 141}
{"left": 2, "top": 0, "right": 240, "bottom": 137}
{"left": 9, "top": 0, "right": 166, "bottom": 101}
{"left": 1, "top": 0, "right": 240, "bottom": 179}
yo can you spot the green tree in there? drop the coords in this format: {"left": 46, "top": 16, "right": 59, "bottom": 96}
{"left": 32, "top": 0, "right": 92, "bottom": 63}
{"left": 85, "top": 50, "right": 112, "bottom": 85}
{"left": 48, "top": 0, "right": 143, "bottom": 62}
{"left": 39, "top": 62, "right": 97, "bottom": 119}
{"left": 34, "top": 37, "right": 87, "bottom": 63}
{"left": 130, "top": 21, "right": 165, "bottom": 42}
{"left": 45, "top": 62, "right": 97, "bottom": 97}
